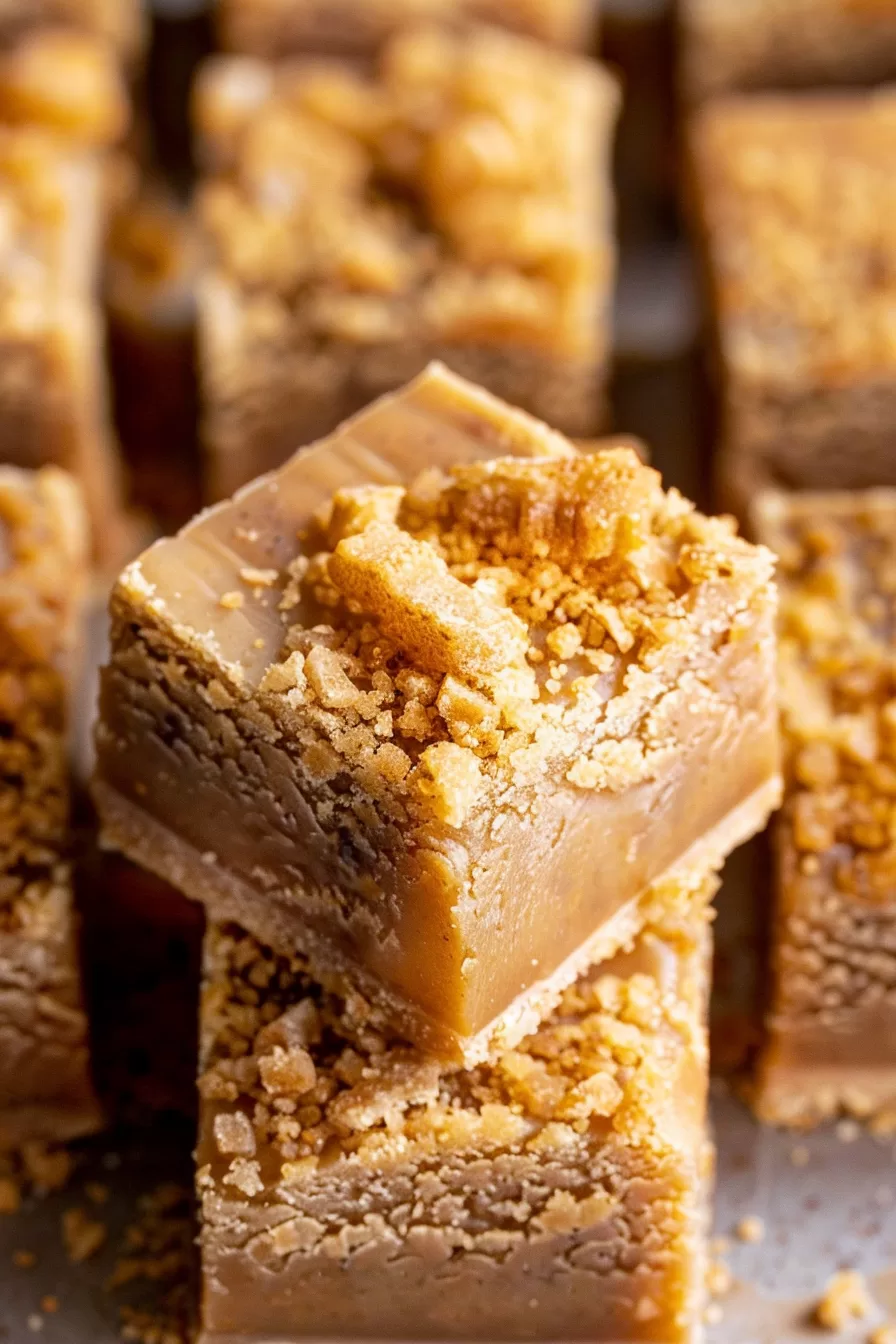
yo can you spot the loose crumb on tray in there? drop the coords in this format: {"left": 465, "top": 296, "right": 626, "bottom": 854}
{"left": 61, "top": 1206, "right": 107, "bottom": 1262}
{"left": 735, "top": 1214, "right": 765, "bottom": 1244}
{"left": 869, "top": 1325, "right": 896, "bottom": 1344}
{"left": 106, "top": 1182, "right": 194, "bottom": 1344}
{"left": 815, "top": 1270, "right": 875, "bottom": 1330}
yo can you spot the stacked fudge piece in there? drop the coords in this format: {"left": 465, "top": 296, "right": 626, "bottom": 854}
{"left": 193, "top": 24, "right": 618, "bottom": 498}
{"left": 0, "top": 466, "right": 99, "bottom": 1148}
{"left": 684, "top": 8, "right": 896, "bottom": 1129}
{"left": 93, "top": 364, "right": 781, "bottom": 1339}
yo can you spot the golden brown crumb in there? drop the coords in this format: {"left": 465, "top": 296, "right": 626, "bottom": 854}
{"left": 870, "top": 1325, "right": 896, "bottom": 1344}
{"left": 21, "top": 1144, "right": 72, "bottom": 1193}
{"left": 219, "top": 590, "right": 244, "bottom": 610}
{"left": 40, "top": 1297, "right": 58, "bottom": 1314}
{"left": 735, "top": 1215, "right": 765, "bottom": 1244}
{"left": 790, "top": 1145, "right": 810, "bottom": 1167}
{"left": 106, "top": 1183, "right": 193, "bottom": 1344}
{"left": 12, "top": 1250, "right": 35, "bottom": 1269}
{"left": 85, "top": 1181, "right": 109, "bottom": 1205}
{"left": 706, "top": 1259, "right": 733, "bottom": 1297}
{"left": 239, "top": 566, "right": 278, "bottom": 587}
{"left": 815, "top": 1270, "right": 875, "bottom": 1330}
{"left": 62, "top": 1206, "right": 107, "bottom": 1262}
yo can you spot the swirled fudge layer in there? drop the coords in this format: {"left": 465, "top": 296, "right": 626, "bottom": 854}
{"left": 94, "top": 365, "right": 780, "bottom": 1063}
{"left": 194, "top": 25, "right": 618, "bottom": 498}
{"left": 197, "top": 868, "right": 713, "bottom": 1343}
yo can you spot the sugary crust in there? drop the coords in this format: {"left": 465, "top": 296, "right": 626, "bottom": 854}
{"left": 0, "top": 465, "right": 100, "bottom": 1147}
{"left": 681, "top": 0, "right": 896, "bottom": 103}
{"left": 218, "top": 0, "right": 597, "bottom": 57}
{"left": 0, "top": 27, "right": 130, "bottom": 149}
{"left": 197, "top": 878, "right": 712, "bottom": 1342}
{"left": 194, "top": 29, "right": 617, "bottom": 491}
{"left": 0, "top": 0, "right": 146, "bottom": 67}
{"left": 753, "top": 488, "right": 896, "bottom": 1127}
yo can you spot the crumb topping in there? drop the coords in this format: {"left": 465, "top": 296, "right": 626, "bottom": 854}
{"left": 199, "top": 876, "right": 712, "bottom": 1190}
{"left": 766, "top": 494, "right": 896, "bottom": 903}
{"left": 0, "top": 28, "right": 129, "bottom": 148}
{"left": 692, "top": 94, "right": 896, "bottom": 386}
{"left": 197, "top": 26, "right": 616, "bottom": 357}
{"left": 243, "top": 450, "right": 773, "bottom": 827}
{"left": 814, "top": 1269, "right": 875, "bottom": 1330}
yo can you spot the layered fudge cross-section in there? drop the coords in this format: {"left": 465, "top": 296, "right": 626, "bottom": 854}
{"left": 194, "top": 25, "right": 618, "bottom": 499}
{"left": 0, "top": 126, "right": 124, "bottom": 554}
{"left": 0, "top": 466, "right": 100, "bottom": 1147}
{"left": 94, "top": 367, "right": 780, "bottom": 1062}
{"left": 197, "top": 867, "right": 714, "bottom": 1343}
{"left": 754, "top": 489, "right": 896, "bottom": 1128}
{"left": 689, "top": 92, "right": 896, "bottom": 513}
{"left": 680, "top": 0, "right": 896, "bottom": 104}
{"left": 215, "top": 0, "right": 597, "bottom": 59}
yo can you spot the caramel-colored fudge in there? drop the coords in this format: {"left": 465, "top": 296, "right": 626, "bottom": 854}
{"left": 0, "top": 26, "right": 131, "bottom": 151}
{"left": 681, "top": 0, "right": 896, "bottom": 104}
{"left": 194, "top": 26, "right": 618, "bottom": 499}
{"left": 0, "top": 466, "right": 100, "bottom": 1148}
{"left": 94, "top": 365, "right": 780, "bottom": 1063}
{"left": 754, "top": 489, "right": 896, "bottom": 1128}
{"left": 689, "top": 92, "right": 896, "bottom": 512}
{"left": 216, "top": 0, "right": 596, "bottom": 58}
{"left": 197, "top": 869, "right": 714, "bottom": 1343}
{"left": 0, "top": 0, "right": 144, "bottom": 67}
{"left": 0, "top": 127, "right": 125, "bottom": 556}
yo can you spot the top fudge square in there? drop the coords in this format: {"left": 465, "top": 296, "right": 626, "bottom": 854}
{"left": 690, "top": 90, "right": 896, "bottom": 506}
{"left": 194, "top": 24, "right": 618, "bottom": 499}
{"left": 217, "top": 0, "right": 596, "bottom": 59}
{"left": 93, "top": 367, "right": 780, "bottom": 1063}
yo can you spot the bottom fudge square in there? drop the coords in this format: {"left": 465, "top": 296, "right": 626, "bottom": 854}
{"left": 754, "top": 489, "right": 896, "bottom": 1128}
{"left": 0, "top": 466, "right": 100, "bottom": 1146}
{"left": 196, "top": 869, "right": 714, "bottom": 1343}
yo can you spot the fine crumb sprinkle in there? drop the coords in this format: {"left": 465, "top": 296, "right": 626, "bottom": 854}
{"left": 815, "top": 1270, "right": 875, "bottom": 1330}
{"left": 735, "top": 1214, "right": 765, "bottom": 1244}
{"left": 790, "top": 1144, "right": 811, "bottom": 1167}
{"left": 239, "top": 566, "right": 278, "bottom": 588}
{"left": 12, "top": 1250, "right": 36, "bottom": 1269}
{"left": 836, "top": 1119, "right": 861, "bottom": 1144}
{"left": 219, "top": 590, "right": 244, "bottom": 610}
{"left": 106, "top": 1182, "right": 193, "bottom": 1344}
{"left": 62, "top": 1206, "right": 107, "bottom": 1263}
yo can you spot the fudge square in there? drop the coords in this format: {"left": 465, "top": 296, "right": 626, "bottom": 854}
{"left": 196, "top": 868, "right": 714, "bottom": 1343}
{"left": 0, "top": 466, "right": 100, "bottom": 1147}
{"left": 194, "top": 24, "right": 618, "bottom": 500}
{"left": 93, "top": 365, "right": 780, "bottom": 1063}
{"left": 680, "top": 0, "right": 896, "bottom": 104}
{"left": 216, "top": 0, "right": 596, "bottom": 60}
{"left": 0, "top": 126, "right": 124, "bottom": 552}
{"left": 754, "top": 489, "right": 896, "bottom": 1128}
{"left": 689, "top": 91, "right": 896, "bottom": 513}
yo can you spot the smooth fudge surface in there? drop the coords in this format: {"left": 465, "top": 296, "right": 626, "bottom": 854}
{"left": 681, "top": 0, "right": 896, "bottom": 103}
{"left": 690, "top": 91, "right": 896, "bottom": 511}
{"left": 754, "top": 489, "right": 896, "bottom": 1128}
{"left": 195, "top": 25, "right": 618, "bottom": 499}
{"left": 217, "top": 0, "right": 596, "bottom": 58}
{"left": 197, "top": 868, "right": 714, "bottom": 1343}
{"left": 0, "top": 466, "right": 100, "bottom": 1147}
{"left": 0, "top": 126, "right": 124, "bottom": 555}
{"left": 94, "top": 366, "right": 780, "bottom": 1063}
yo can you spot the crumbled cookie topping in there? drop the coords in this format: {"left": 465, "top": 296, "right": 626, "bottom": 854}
{"left": 197, "top": 26, "right": 616, "bottom": 357}
{"left": 245, "top": 450, "right": 773, "bottom": 827}
{"left": 199, "top": 873, "right": 713, "bottom": 1186}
